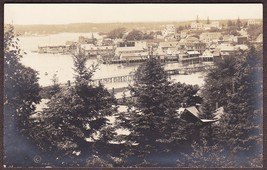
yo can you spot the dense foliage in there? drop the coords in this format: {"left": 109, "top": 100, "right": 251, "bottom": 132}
{"left": 4, "top": 25, "right": 42, "bottom": 166}
{"left": 125, "top": 29, "right": 154, "bottom": 41}
{"left": 200, "top": 46, "right": 263, "bottom": 167}
{"left": 29, "top": 55, "right": 117, "bottom": 166}
{"left": 4, "top": 23, "right": 263, "bottom": 168}
{"left": 107, "top": 27, "right": 126, "bottom": 39}
{"left": 117, "top": 57, "right": 200, "bottom": 166}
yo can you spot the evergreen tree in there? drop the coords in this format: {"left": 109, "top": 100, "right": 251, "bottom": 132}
{"left": 201, "top": 57, "right": 237, "bottom": 116}
{"left": 215, "top": 46, "right": 263, "bottom": 166}
{"left": 177, "top": 140, "right": 237, "bottom": 168}
{"left": 119, "top": 57, "right": 194, "bottom": 166}
{"left": 201, "top": 46, "right": 263, "bottom": 167}
{"left": 4, "top": 25, "right": 41, "bottom": 166}
{"left": 30, "top": 55, "right": 116, "bottom": 165}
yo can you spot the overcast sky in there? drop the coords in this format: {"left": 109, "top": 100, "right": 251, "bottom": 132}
{"left": 4, "top": 4, "right": 263, "bottom": 25}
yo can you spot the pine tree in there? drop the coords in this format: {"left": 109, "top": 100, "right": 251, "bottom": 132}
{"left": 30, "top": 55, "right": 117, "bottom": 164}
{"left": 216, "top": 46, "right": 263, "bottom": 166}
{"left": 4, "top": 25, "right": 41, "bottom": 166}
{"left": 201, "top": 46, "right": 263, "bottom": 167}
{"left": 177, "top": 140, "right": 237, "bottom": 168}
{"left": 119, "top": 57, "right": 194, "bottom": 166}
{"left": 201, "top": 57, "right": 237, "bottom": 117}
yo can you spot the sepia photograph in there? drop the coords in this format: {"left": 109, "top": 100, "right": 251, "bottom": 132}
{"left": 3, "top": 3, "right": 263, "bottom": 168}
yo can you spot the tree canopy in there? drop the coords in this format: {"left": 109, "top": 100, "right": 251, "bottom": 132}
{"left": 29, "top": 55, "right": 117, "bottom": 166}
{"left": 107, "top": 27, "right": 126, "bottom": 39}
{"left": 201, "top": 46, "right": 263, "bottom": 166}
{"left": 117, "top": 57, "right": 200, "bottom": 166}
{"left": 4, "top": 24, "right": 42, "bottom": 167}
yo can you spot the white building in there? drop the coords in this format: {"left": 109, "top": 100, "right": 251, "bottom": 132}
{"left": 191, "top": 21, "right": 220, "bottom": 30}
{"left": 247, "top": 19, "right": 260, "bottom": 26}
{"left": 200, "top": 50, "right": 214, "bottom": 64}
{"left": 162, "top": 25, "right": 176, "bottom": 37}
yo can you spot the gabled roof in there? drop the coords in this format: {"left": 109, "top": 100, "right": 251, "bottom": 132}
{"left": 185, "top": 106, "right": 200, "bottom": 118}
{"left": 177, "top": 106, "right": 218, "bottom": 124}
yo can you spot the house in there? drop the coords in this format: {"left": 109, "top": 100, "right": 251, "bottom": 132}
{"left": 191, "top": 22, "right": 205, "bottom": 30}
{"left": 80, "top": 44, "right": 114, "bottom": 57}
{"left": 157, "top": 41, "right": 179, "bottom": 61}
{"left": 222, "top": 35, "right": 235, "bottom": 42}
{"left": 185, "top": 41, "right": 206, "bottom": 54}
{"left": 247, "top": 19, "right": 260, "bottom": 26}
{"left": 216, "top": 44, "right": 240, "bottom": 59}
{"left": 178, "top": 50, "right": 200, "bottom": 65}
{"left": 158, "top": 41, "right": 179, "bottom": 53}
{"left": 112, "top": 46, "right": 149, "bottom": 64}
{"left": 191, "top": 21, "right": 220, "bottom": 30}
{"left": 200, "top": 50, "right": 214, "bottom": 64}
{"left": 162, "top": 24, "right": 176, "bottom": 37}
{"left": 200, "top": 32, "right": 222, "bottom": 43}
{"left": 115, "top": 46, "right": 148, "bottom": 57}
{"left": 176, "top": 106, "right": 218, "bottom": 125}
{"left": 176, "top": 106, "right": 218, "bottom": 141}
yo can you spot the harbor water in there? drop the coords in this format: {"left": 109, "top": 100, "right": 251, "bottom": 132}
{"left": 18, "top": 33, "right": 206, "bottom": 88}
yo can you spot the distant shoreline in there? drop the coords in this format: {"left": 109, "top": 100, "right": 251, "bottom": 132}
{"left": 5, "top": 18, "right": 262, "bottom": 35}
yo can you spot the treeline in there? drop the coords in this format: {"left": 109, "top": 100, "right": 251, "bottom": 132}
{"left": 13, "top": 22, "right": 191, "bottom": 35}
{"left": 4, "top": 25, "right": 263, "bottom": 168}
{"left": 12, "top": 19, "right": 261, "bottom": 35}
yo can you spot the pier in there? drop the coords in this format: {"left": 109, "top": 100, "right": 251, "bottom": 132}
{"left": 58, "top": 64, "right": 213, "bottom": 88}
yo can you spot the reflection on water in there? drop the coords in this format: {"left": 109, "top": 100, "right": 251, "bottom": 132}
{"left": 18, "top": 33, "right": 205, "bottom": 88}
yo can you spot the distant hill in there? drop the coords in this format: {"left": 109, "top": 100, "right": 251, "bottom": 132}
{"left": 11, "top": 19, "right": 262, "bottom": 35}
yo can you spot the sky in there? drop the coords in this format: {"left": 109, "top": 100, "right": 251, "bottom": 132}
{"left": 4, "top": 3, "right": 263, "bottom": 25}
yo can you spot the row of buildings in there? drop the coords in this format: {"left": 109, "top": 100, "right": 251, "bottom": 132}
{"left": 36, "top": 19, "right": 261, "bottom": 66}
{"left": 75, "top": 28, "right": 261, "bottom": 65}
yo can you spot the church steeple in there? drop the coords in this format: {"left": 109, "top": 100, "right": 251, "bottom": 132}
{"left": 207, "top": 16, "right": 210, "bottom": 24}
{"left": 196, "top": 15, "right": 199, "bottom": 23}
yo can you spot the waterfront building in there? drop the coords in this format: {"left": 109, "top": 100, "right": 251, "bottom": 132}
{"left": 112, "top": 46, "right": 149, "bottom": 63}
{"left": 80, "top": 44, "right": 114, "bottom": 57}
{"left": 37, "top": 45, "right": 71, "bottom": 54}
{"left": 199, "top": 49, "right": 214, "bottom": 64}
{"left": 178, "top": 50, "right": 201, "bottom": 65}
{"left": 158, "top": 41, "right": 179, "bottom": 53}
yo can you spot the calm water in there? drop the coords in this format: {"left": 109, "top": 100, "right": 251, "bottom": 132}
{"left": 18, "top": 33, "right": 205, "bottom": 88}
